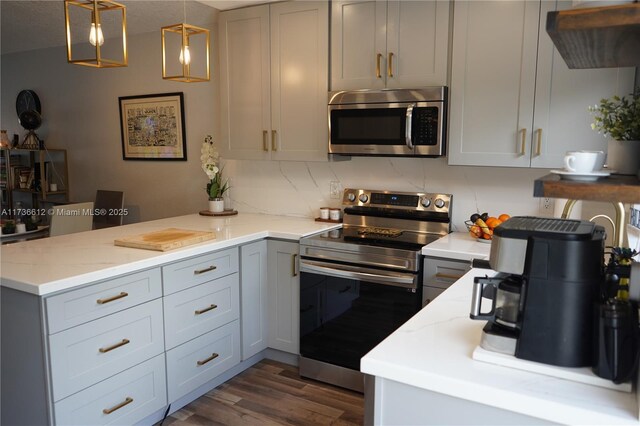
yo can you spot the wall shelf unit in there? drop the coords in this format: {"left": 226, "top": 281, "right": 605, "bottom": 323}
{"left": 533, "top": 174, "right": 640, "bottom": 204}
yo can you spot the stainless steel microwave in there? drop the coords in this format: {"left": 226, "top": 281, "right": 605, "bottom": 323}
{"left": 328, "top": 87, "right": 447, "bottom": 157}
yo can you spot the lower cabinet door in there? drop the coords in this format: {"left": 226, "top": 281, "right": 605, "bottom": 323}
{"left": 49, "top": 299, "right": 165, "bottom": 401}
{"left": 166, "top": 320, "right": 241, "bottom": 403}
{"left": 54, "top": 354, "right": 167, "bottom": 426}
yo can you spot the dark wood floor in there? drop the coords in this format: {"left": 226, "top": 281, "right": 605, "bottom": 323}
{"left": 163, "top": 359, "right": 364, "bottom": 426}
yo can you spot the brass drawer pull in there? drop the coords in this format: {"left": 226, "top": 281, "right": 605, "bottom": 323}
{"left": 197, "top": 352, "right": 219, "bottom": 366}
{"left": 195, "top": 304, "right": 218, "bottom": 315}
{"left": 99, "top": 338, "right": 130, "bottom": 353}
{"left": 435, "top": 273, "right": 464, "bottom": 280}
{"left": 103, "top": 397, "right": 133, "bottom": 415}
{"left": 194, "top": 265, "right": 217, "bottom": 275}
{"left": 97, "top": 292, "right": 128, "bottom": 305}
{"left": 388, "top": 52, "right": 394, "bottom": 77}
{"left": 272, "top": 130, "right": 278, "bottom": 151}
{"left": 535, "top": 128, "right": 542, "bottom": 157}
{"left": 518, "top": 128, "right": 527, "bottom": 156}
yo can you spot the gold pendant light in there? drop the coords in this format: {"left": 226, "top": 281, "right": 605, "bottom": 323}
{"left": 161, "top": 1, "right": 210, "bottom": 82}
{"left": 64, "top": 0, "right": 127, "bottom": 68}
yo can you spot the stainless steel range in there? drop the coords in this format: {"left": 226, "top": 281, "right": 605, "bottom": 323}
{"left": 298, "top": 188, "right": 452, "bottom": 392}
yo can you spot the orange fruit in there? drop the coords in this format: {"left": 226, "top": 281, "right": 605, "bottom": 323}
{"left": 485, "top": 217, "right": 498, "bottom": 229}
{"left": 498, "top": 214, "right": 511, "bottom": 222}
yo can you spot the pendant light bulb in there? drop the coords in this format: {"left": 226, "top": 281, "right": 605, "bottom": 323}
{"left": 89, "top": 22, "right": 104, "bottom": 46}
{"left": 179, "top": 45, "right": 191, "bottom": 65}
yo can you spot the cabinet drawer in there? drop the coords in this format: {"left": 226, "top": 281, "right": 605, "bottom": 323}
{"left": 49, "top": 299, "right": 165, "bottom": 402}
{"left": 164, "top": 273, "right": 240, "bottom": 349}
{"left": 423, "top": 257, "right": 471, "bottom": 289}
{"left": 163, "top": 247, "right": 239, "bottom": 295}
{"left": 54, "top": 354, "right": 167, "bottom": 426}
{"left": 46, "top": 268, "right": 162, "bottom": 334}
{"left": 166, "top": 320, "right": 241, "bottom": 403}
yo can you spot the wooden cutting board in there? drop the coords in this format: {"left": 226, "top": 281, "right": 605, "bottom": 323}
{"left": 114, "top": 228, "right": 216, "bottom": 251}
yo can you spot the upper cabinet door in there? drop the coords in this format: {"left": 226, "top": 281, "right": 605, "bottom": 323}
{"left": 530, "top": 0, "right": 635, "bottom": 169}
{"left": 447, "top": 1, "right": 540, "bottom": 167}
{"left": 218, "top": 6, "right": 271, "bottom": 161}
{"left": 270, "top": 1, "right": 329, "bottom": 162}
{"left": 385, "top": 0, "right": 450, "bottom": 89}
{"left": 331, "top": 0, "right": 387, "bottom": 90}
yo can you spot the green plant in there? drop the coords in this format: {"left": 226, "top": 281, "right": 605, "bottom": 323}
{"left": 589, "top": 87, "right": 640, "bottom": 141}
{"left": 206, "top": 170, "right": 229, "bottom": 200}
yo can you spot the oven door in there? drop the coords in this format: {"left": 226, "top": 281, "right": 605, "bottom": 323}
{"left": 299, "top": 258, "right": 422, "bottom": 372}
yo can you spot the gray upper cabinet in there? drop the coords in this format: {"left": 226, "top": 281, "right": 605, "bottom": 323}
{"left": 218, "top": 2, "right": 329, "bottom": 162}
{"left": 330, "top": 0, "right": 450, "bottom": 90}
{"left": 447, "top": 0, "right": 635, "bottom": 168}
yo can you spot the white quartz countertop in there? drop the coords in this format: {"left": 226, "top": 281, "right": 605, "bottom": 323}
{"left": 361, "top": 269, "right": 639, "bottom": 425}
{"left": 422, "top": 231, "right": 491, "bottom": 261}
{"left": 0, "top": 213, "right": 341, "bottom": 296}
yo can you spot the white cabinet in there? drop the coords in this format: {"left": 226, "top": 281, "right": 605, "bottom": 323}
{"left": 330, "top": 0, "right": 450, "bottom": 90}
{"left": 447, "top": 0, "right": 635, "bottom": 168}
{"left": 218, "top": 1, "right": 329, "bottom": 162}
{"left": 267, "top": 239, "right": 300, "bottom": 354}
{"left": 240, "top": 240, "right": 268, "bottom": 360}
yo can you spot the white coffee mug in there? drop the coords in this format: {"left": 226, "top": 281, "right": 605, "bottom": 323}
{"left": 564, "top": 151, "right": 604, "bottom": 173}
{"left": 329, "top": 208, "right": 341, "bottom": 221}
{"left": 320, "top": 207, "right": 330, "bottom": 220}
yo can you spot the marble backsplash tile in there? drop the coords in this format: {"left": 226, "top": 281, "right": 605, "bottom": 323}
{"left": 222, "top": 157, "right": 551, "bottom": 232}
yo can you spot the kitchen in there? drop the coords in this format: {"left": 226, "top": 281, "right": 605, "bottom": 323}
{"left": 1, "top": 0, "right": 639, "bottom": 425}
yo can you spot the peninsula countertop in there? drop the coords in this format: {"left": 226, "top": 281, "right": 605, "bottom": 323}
{"left": 360, "top": 269, "right": 639, "bottom": 425}
{"left": 0, "top": 213, "right": 341, "bottom": 296}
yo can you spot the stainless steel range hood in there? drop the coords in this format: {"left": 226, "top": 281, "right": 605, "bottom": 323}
{"left": 546, "top": 3, "right": 640, "bottom": 69}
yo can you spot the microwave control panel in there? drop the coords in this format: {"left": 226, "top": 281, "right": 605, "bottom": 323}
{"left": 413, "top": 107, "right": 439, "bottom": 146}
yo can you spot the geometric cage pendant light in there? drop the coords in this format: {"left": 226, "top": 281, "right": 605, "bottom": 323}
{"left": 161, "top": 0, "right": 210, "bottom": 83}
{"left": 64, "top": 0, "right": 128, "bottom": 68}
{"left": 161, "top": 23, "right": 210, "bottom": 82}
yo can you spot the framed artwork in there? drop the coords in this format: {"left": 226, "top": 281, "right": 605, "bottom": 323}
{"left": 119, "top": 92, "right": 187, "bottom": 160}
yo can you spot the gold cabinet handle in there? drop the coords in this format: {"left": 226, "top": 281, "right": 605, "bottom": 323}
{"left": 97, "top": 292, "right": 128, "bottom": 305}
{"left": 263, "top": 130, "right": 269, "bottom": 152}
{"left": 376, "top": 53, "right": 382, "bottom": 78}
{"left": 518, "top": 129, "right": 527, "bottom": 156}
{"left": 535, "top": 128, "right": 542, "bottom": 157}
{"left": 388, "top": 52, "right": 394, "bottom": 77}
{"left": 103, "top": 397, "right": 133, "bottom": 415}
{"left": 99, "top": 338, "right": 130, "bottom": 353}
{"left": 272, "top": 130, "right": 278, "bottom": 151}
{"left": 195, "top": 304, "right": 218, "bottom": 315}
{"left": 292, "top": 253, "right": 298, "bottom": 277}
{"left": 197, "top": 352, "right": 219, "bottom": 366}
{"left": 435, "top": 273, "right": 464, "bottom": 280}
{"left": 194, "top": 265, "right": 216, "bottom": 275}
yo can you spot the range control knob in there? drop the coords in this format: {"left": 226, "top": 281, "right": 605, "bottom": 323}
{"left": 359, "top": 193, "right": 369, "bottom": 203}
{"left": 434, "top": 198, "right": 446, "bottom": 209}
{"left": 421, "top": 198, "right": 431, "bottom": 208}
{"left": 346, "top": 192, "right": 356, "bottom": 202}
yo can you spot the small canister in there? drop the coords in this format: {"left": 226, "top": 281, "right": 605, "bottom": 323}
{"left": 329, "top": 208, "right": 341, "bottom": 221}
{"left": 319, "top": 207, "right": 330, "bottom": 220}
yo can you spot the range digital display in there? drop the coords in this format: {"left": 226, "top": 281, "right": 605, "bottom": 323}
{"left": 370, "top": 193, "right": 419, "bottom": 207}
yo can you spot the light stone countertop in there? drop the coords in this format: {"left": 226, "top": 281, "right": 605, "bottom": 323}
{"left": 0, "top": 213, "right": 341, "bottom": 296}
{"left": 422, "top": 231, "right": 492, "bottom": 261}
{"left": 361, "top": 268, "right": 639, "bottom": 425}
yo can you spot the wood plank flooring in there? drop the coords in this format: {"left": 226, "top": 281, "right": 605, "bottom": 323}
{"left": 162, "top": 359, "right": 364, "bottom": 426}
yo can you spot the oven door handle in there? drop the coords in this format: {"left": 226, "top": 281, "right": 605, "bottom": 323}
{"left": 299, "top": 260, "right": 417, "bottom": 289}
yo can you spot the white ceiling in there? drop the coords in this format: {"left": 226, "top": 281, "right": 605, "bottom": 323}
{"left": 0, "top": 0, "right": 271, "bottom": 55}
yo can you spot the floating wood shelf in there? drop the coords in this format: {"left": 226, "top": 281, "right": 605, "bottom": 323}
{"left": 533, "top": 174, "right": 640, "bottom": 203}
{"left": 546, "top": 3, "right": 640, "bottom": 69}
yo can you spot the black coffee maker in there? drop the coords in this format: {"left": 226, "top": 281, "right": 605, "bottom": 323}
{"left": 470, "top": 216, "right": 605, "bottom": 367}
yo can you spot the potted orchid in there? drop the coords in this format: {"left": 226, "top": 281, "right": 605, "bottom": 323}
{"left": 201, "top": 135, "right": 229, "bottom": 212}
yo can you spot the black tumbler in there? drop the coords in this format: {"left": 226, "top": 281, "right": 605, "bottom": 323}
{"left": 593, "top": 299, "right": 639, "bottom": 384}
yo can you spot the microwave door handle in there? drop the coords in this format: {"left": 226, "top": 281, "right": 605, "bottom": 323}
{"left": 406, "top": 103, "right": 415, "bottom": 150}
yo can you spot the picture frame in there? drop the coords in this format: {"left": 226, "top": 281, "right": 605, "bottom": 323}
{"left": 119, "top": 92, "right": 187, "bottom": 160}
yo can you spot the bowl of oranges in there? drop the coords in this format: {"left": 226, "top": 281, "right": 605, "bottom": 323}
{"left": 465, "top": 213, "right": 511, "bottom": 242}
